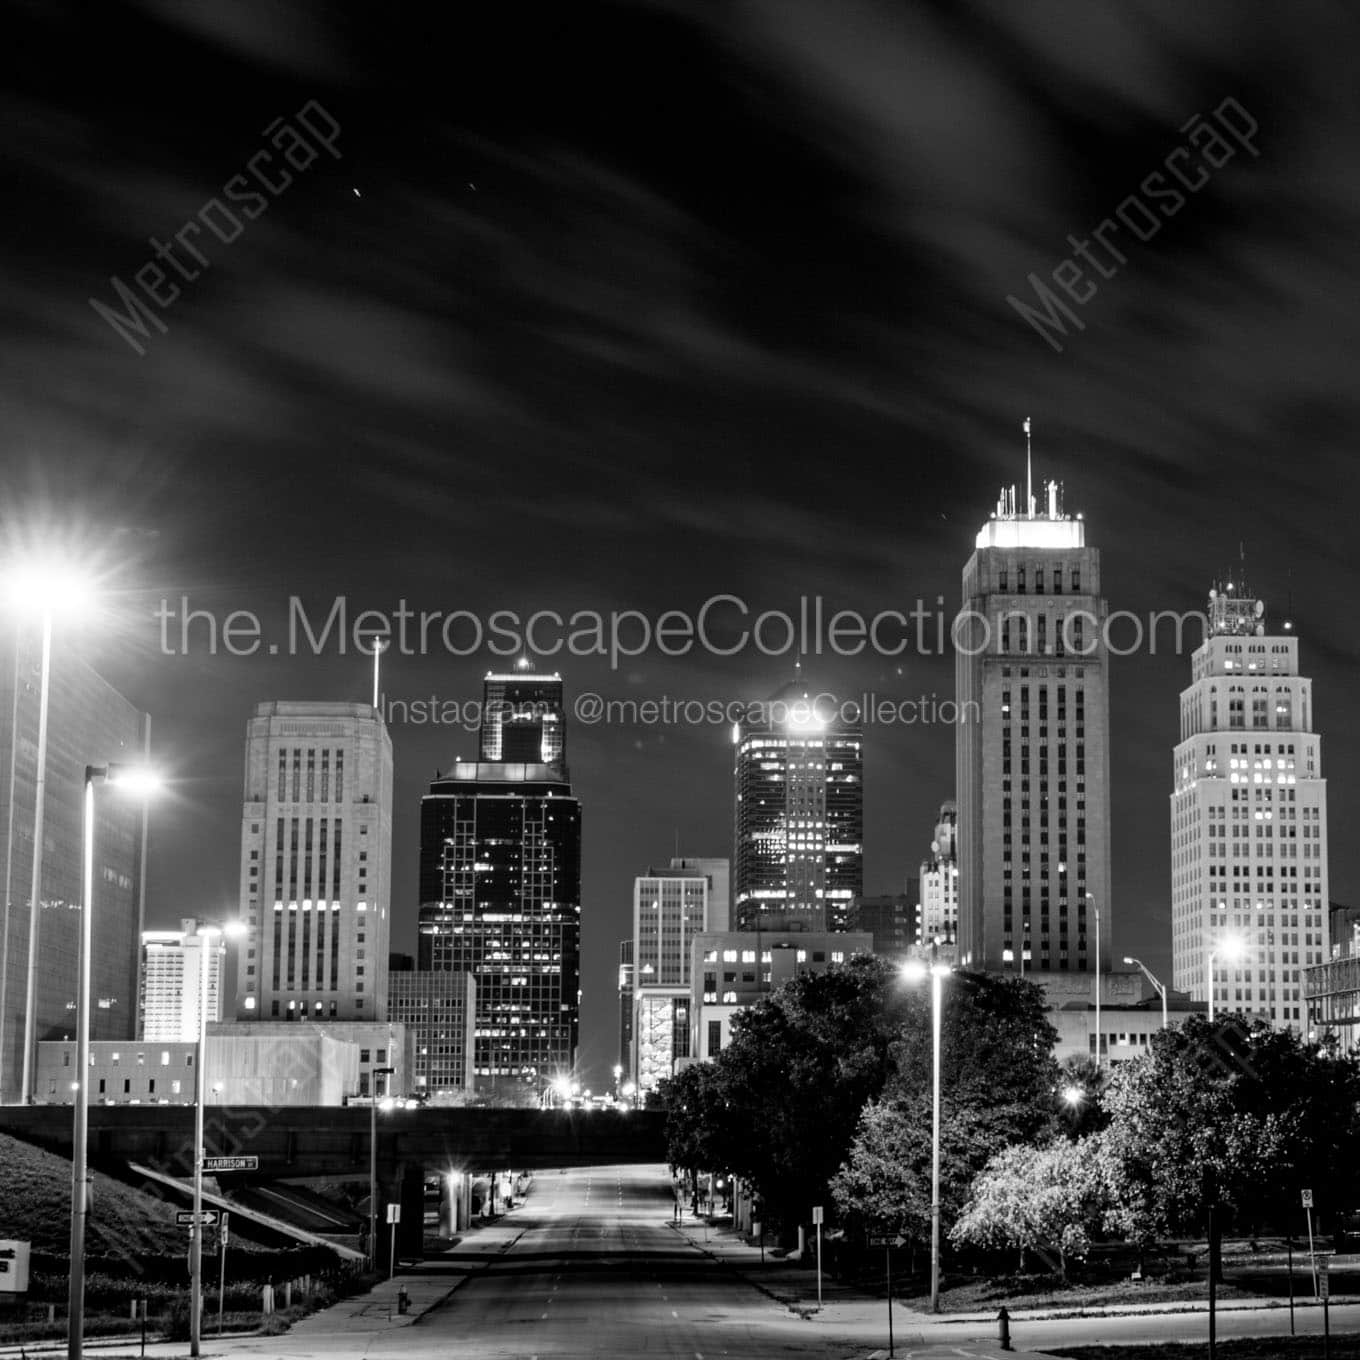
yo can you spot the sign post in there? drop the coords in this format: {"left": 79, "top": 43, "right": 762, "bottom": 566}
{"left": 812, "top": 1207, "right": 823, "bottom": 1309}
{"left": 1303, "top": 1189, "right": 1318, "bottom": 1296}
{"left": 868, "top": 1234, "right": 899, "bottom": 1357}
{"left": 1320, "top": 1255, "right": 1331, "bottom": 1360}
{"left": 217, "top": 1213, "right": 229, "bottom": 1335}
{"left": 387, "top": 1202, "right": 401, "bottom": 1280}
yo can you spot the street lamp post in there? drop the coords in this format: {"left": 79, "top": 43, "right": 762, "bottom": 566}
{"left": 369, "top": 1065, "right": 395, "bottom": 1271}
{"left": 1088, "top": 892, "right": 1101, "bottom": 1070}
{"left": 903, "top": 960, "right": 949, "bottom": 1312}
{"left": 1124, "top": 956, "right": 1169, "bottom": 1029}
{"left": 68, "top": 763, "right": 160, "bottom": 1360}
{"left": 19, "top": 608, "right": 52, "bottom": 1105}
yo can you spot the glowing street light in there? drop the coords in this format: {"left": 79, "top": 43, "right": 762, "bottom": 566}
{"left": 1061, "top": 1085, "right": 1085, "bottom": 1108}
{"left": 1206, "top": 935, "right": 1245, "bottom": 1023}
{"left": 901, "top": 958, "right": 951, "bottom": 1312}
{"left": 68, "top": 762, "right": 160, "bottom": 1360}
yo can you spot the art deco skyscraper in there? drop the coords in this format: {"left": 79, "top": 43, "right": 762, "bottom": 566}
{"left": 733, "top": 678, "right": 862, "bottom": 932}
{"left": 418, "top": 667, "right": 581, "bottom": 1092}
{"left": 1171, "top": 583, "right": 1329, "bottom": 1026}
{"left": 233, "top": 702, "right": 393, "bottom": 1022}
{"left": 956, "top": 465, "right": 1112, "bottom": 973}
{"left": 917, "top": 799, "right": 959, "bottom": 946}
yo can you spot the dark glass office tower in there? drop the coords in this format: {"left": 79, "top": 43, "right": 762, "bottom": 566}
{"left": 732, "top": 677, "right": 863, "bottom": 932}
{"left": 418, "top": 668, "right": 580, "bottom": 1094}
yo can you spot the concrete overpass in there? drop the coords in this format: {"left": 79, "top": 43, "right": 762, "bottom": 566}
{"left": 1, "top": 1104, "right": 669, "bottom": 1257}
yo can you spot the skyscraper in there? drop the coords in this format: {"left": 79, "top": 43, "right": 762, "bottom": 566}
{"left": 631, "top": 857, "right": 728, "bottom": 1096}
{"left": 1171, "top": 583, "right": 1329, "bottom": 1027}
{"left": 140, "top": 919, "right": 224, "bottom": 1042}
{"left": 732, "top": 679, "right": 862, "bottom": 932}
{"left": 956, "top": 469, "right": 1112, "bottom": 973}
{"left": 418, "top": 668, "right": 581, "bottom": 1093}
{"left": 0, "top": 632, "right": 148, "bottom": 1102}
{"left": 917, "top": 800, "right": 959, "bottom": 945}
{"left": 233, "top": 702, "right": 393, "bottom": 1022}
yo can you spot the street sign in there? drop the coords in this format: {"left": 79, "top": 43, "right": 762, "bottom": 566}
{"left": 386, "top": 1203, "right": 401, "bottom": 1224}
{"left": 204, "top": 1155, "right": 258, "bottom": 1173}
{"left": 175, "top": 1211, "right": 219, "bottom": 1227}
{"left": 811, "top": 1206, "right": 824, "bottom": 1225}
{"left": 1302, "top": 1189, "right": 1315, "bottom": 1208}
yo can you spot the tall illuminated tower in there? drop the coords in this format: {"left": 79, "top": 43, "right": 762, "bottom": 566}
{"left": 418, "top": 667, "right": 581, "bottom": 1092}
{"left": 1170, "top": 582, "right": 1329, "bottom": 1026}
{"left": 733, "top": 677, "right": 862, "bottom": 932}
{"left": 956, "top": 452, "right": 1112, "bottom": 973}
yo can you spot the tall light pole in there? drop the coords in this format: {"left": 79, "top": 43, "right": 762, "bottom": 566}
{"left": 903, "top": 959, "right": 949, "bottom": 1312}
{"left": 1087, "top": 892, "right": 1101, "bottom": 1069}
{"left": 6, "top": 557, "right": 93, "bottom": 1104}
{"left": 369, "top": 1065, "right": 395, "bottom": 1270}
{"left": 1124, "top": 956, "right": 1168, "bottom": 1029}
{"left": 68, "top": 763, "right": 159, "bottom": 1360}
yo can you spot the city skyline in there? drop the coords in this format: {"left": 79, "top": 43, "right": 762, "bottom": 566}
{"left": 3, "top": 1, "right": 1358, "bottom": 1088}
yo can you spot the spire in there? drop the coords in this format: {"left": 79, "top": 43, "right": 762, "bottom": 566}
{"left": 1023, "top": 416, "right": 1033, "bottom": 518}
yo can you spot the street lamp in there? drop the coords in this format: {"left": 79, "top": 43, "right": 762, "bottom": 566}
{"left": 1206, "top": 935, "right": 1245, "bottom": 1023}
{"left": 1061, "top": 1085, "right": 1085, "bottom": 1108}
{"left": 68, "top": 762, "right": 160, "bottom": 1360}
{"left": 369, "top": 1065, "right": 395, "bottom": 1271}
{"left": 1087, "top": 892, "right": 1101, "bottom": 1070}
{"left": 189, "top": 919, "right": 244, "bottom": 1359}
{"left": 1124, "top": 956, "right": 1169, "bottom": 1030}
{"left": 902, "top": 958, "right": 950, "bottom": 1313}
{"left": 3, "top": 554, "right": 94, "bottom": 1104}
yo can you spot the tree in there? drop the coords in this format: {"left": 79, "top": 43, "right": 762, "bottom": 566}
{"left": 831, "top": 971, "right": 1059, "bottom": 1251}
{"left": 830, "top": 1094, "right": 996, "bottom": 1247}
{"left": 950, "top": 1137, "right": 1110, "bottom": 1280}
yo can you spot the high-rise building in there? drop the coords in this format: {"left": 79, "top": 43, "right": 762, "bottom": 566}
{"left": 632, "top": 857, "right": 729, "bottom": 1096}
{"left": 917, "top": 800, "right": 959, "bottom": 945}
{"left": 233, "top": 702, "right": 393, "bottom": 1023}
{"left": 387, "top": 963, "right": 477, "bottom": 1096}
{"left": 139, "top": 919, "right": 223, "bottom": 1042}
{"left": 1171, "top": 583, "right": 1329, "bottom": 1028}
{"left": 733, "top": 678, "right": 862, "bottom": 932}
{"left": 418, "top": 667, "right": 581, "bottom": 1093}
{"left": 0, "top": 632, "right": 149, "bottom": 1102}
{"left": 956, "top": 467, "right": 1112, "bottom": 973}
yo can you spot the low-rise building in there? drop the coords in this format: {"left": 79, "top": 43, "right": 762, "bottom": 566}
{"left": 387, "top": 968, "right": 476, "bottom": 1096}
{"left": 1030, "top": 968, "right": 1204, "bottom": 1065}
{"left": 685, "top": 929, "right": 874, "bottom": 1065}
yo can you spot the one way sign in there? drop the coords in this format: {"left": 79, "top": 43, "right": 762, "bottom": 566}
{"left": 176, "top": 1210, "right": 218, "bottom": 1227}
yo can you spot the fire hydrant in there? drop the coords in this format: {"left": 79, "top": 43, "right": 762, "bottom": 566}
{"left": 397, "top": 1286, "right": 410, "bottom": 1315}
{"left": 997, "top": 1304, "right": 1012, "bottom": 1350}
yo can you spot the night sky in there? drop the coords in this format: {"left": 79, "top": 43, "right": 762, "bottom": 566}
{"left": 4, "top": 1, "right": 1358, "bottom": 1086}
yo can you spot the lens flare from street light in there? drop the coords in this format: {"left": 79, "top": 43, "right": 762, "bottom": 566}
{"left": 105, "top": 763, "right": 163, "bottom": 797}
{"left": 1218, "top": 934, "right": 1246, "bottom": 962}
{"left": 900, "top": 959, "right": 928, "bottom": 984}
{"left": 1062, "top": 1085, "right": 1084, "bottom": 1107}
{"left": 4, "top": 554, "right": 98, "bottom": 620}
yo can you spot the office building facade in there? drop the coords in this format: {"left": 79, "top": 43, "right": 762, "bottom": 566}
{"left": 139, "top": 919, "right": 223, "bottom": 1042}
{"left": 418, "top": 669, "right": 581, "bottom": 1093}
{"left": 0, "top": 632, "right": 148, "bottom": 1102}
{"left": 387, "top": 965, "right": 477, "bottom": 1096}
{"left": 956, "top": 475, "right": 1112, "bottom": 973}
{"left": 233, "top": 702, "right": 393, "bottom": 1023}
{"left": 1171, "top": 585, "right": 1329, "bottom": 1027}
{"left": 632, "top": 857, "right": 729, "bottom": 1096}
{"left": 733, "top": 679, "right": 862, "bottom": 932}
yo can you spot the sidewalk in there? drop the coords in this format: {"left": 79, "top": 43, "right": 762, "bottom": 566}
{"left": 0, "top": 1212, "right": 528, "bottom": 1357}
{"left": 669, "top": 1212, "right": 1355, "bottom": 1330}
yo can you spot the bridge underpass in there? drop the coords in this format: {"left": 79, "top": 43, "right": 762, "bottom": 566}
{"left": 0, "top": 1104, "right": 669, "bottom": 1259}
